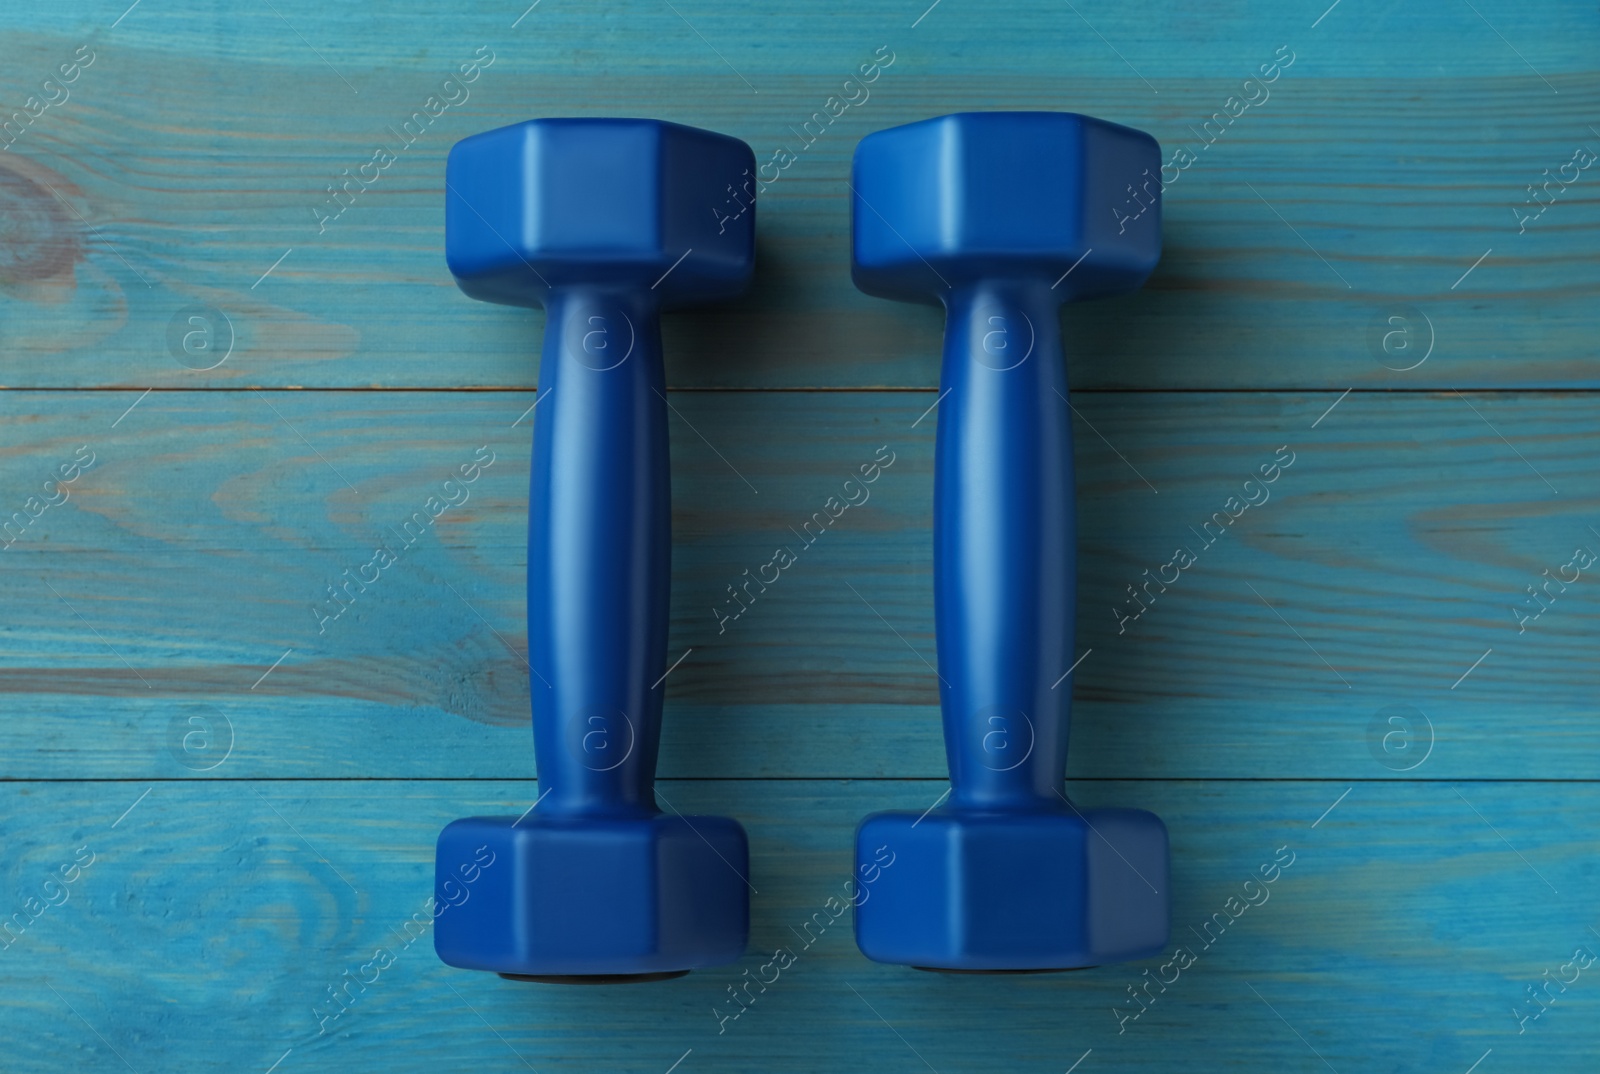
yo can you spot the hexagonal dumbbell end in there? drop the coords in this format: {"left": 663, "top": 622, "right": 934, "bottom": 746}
{"left": 851, "top": 110, "right": 1161, "bottom": 304}
{"left": 435, "top": 815, "right": 749, "bottom": 980}
{"left": 856, "top": 808, "right": 1168, "bottom": 970}
{"left": 445, "top": 117, "right": 756, "bottom": 309}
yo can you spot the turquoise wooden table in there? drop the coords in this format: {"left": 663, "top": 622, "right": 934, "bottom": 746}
{"left": 3, "top": 1, "right": 1597, "bottom": 1071}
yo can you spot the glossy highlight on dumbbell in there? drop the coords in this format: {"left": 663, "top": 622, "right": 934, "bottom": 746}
{"left": 434, "top": 118, "right": 755, "bottom": 982}
{"left": 849, "top": 112, "right": 1171, "bottom": 971}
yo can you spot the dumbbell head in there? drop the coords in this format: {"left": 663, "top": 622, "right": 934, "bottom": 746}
{"left": 445, "top": 117, "right": 756, "bottom": 308}
{"left": 435, "top": 812, "right": 748, "bottom": 979}
{"left": 856, "top": 807, "right": 1168, "bottom": 970}
{"left": 851, "top": 111, "right": 1161, "bottom": 303}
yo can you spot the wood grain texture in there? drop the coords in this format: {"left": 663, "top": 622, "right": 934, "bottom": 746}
{"left": 0, "top": 780, "right": 1594, "bottom": 1074}
{"left": 2, "top": 390, "right": 1599, "bottom": 780}
{"left": 0, "top": 2, "right": 1595, "bottom": 388}
{"left": 2, "top": 2, "right": 1597, "bottom": 1072}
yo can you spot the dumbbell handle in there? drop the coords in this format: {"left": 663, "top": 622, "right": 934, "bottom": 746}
{"left": 935, "top": 280, "right": 1074, "bottom": 811}
{"left": 528, "top": 288, "right": 668, "bottom": 818}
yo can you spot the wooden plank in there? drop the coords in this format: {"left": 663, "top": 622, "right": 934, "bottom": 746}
{"left": 3, "top": 389, "right": 1598, "bottom": 779}
{"left": 0, "top": 4, "right": 1595, "bottom": 388}
{"left": 0, "top": 778, "right": 1592, "bottom": 1073}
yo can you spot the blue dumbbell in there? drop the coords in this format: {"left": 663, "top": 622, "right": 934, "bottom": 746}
{"left": 434, "top": 119, "right": 754, "bottom": 982}
{"left": 850, "top": 112, "right": 1170, "bottom": 970}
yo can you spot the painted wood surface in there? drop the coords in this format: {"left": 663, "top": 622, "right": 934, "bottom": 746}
{"left": 0, "top": 2, "right": 1596, "bottom": 388}
{"left": 0, "top": 780, "right": 1595, "bottom": 1074}
{"left": 2, "top": 390, "right": 1599, "bottom": 782}
{"left": 1, "top": 1, "right": 1597, "bottom": 1072}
